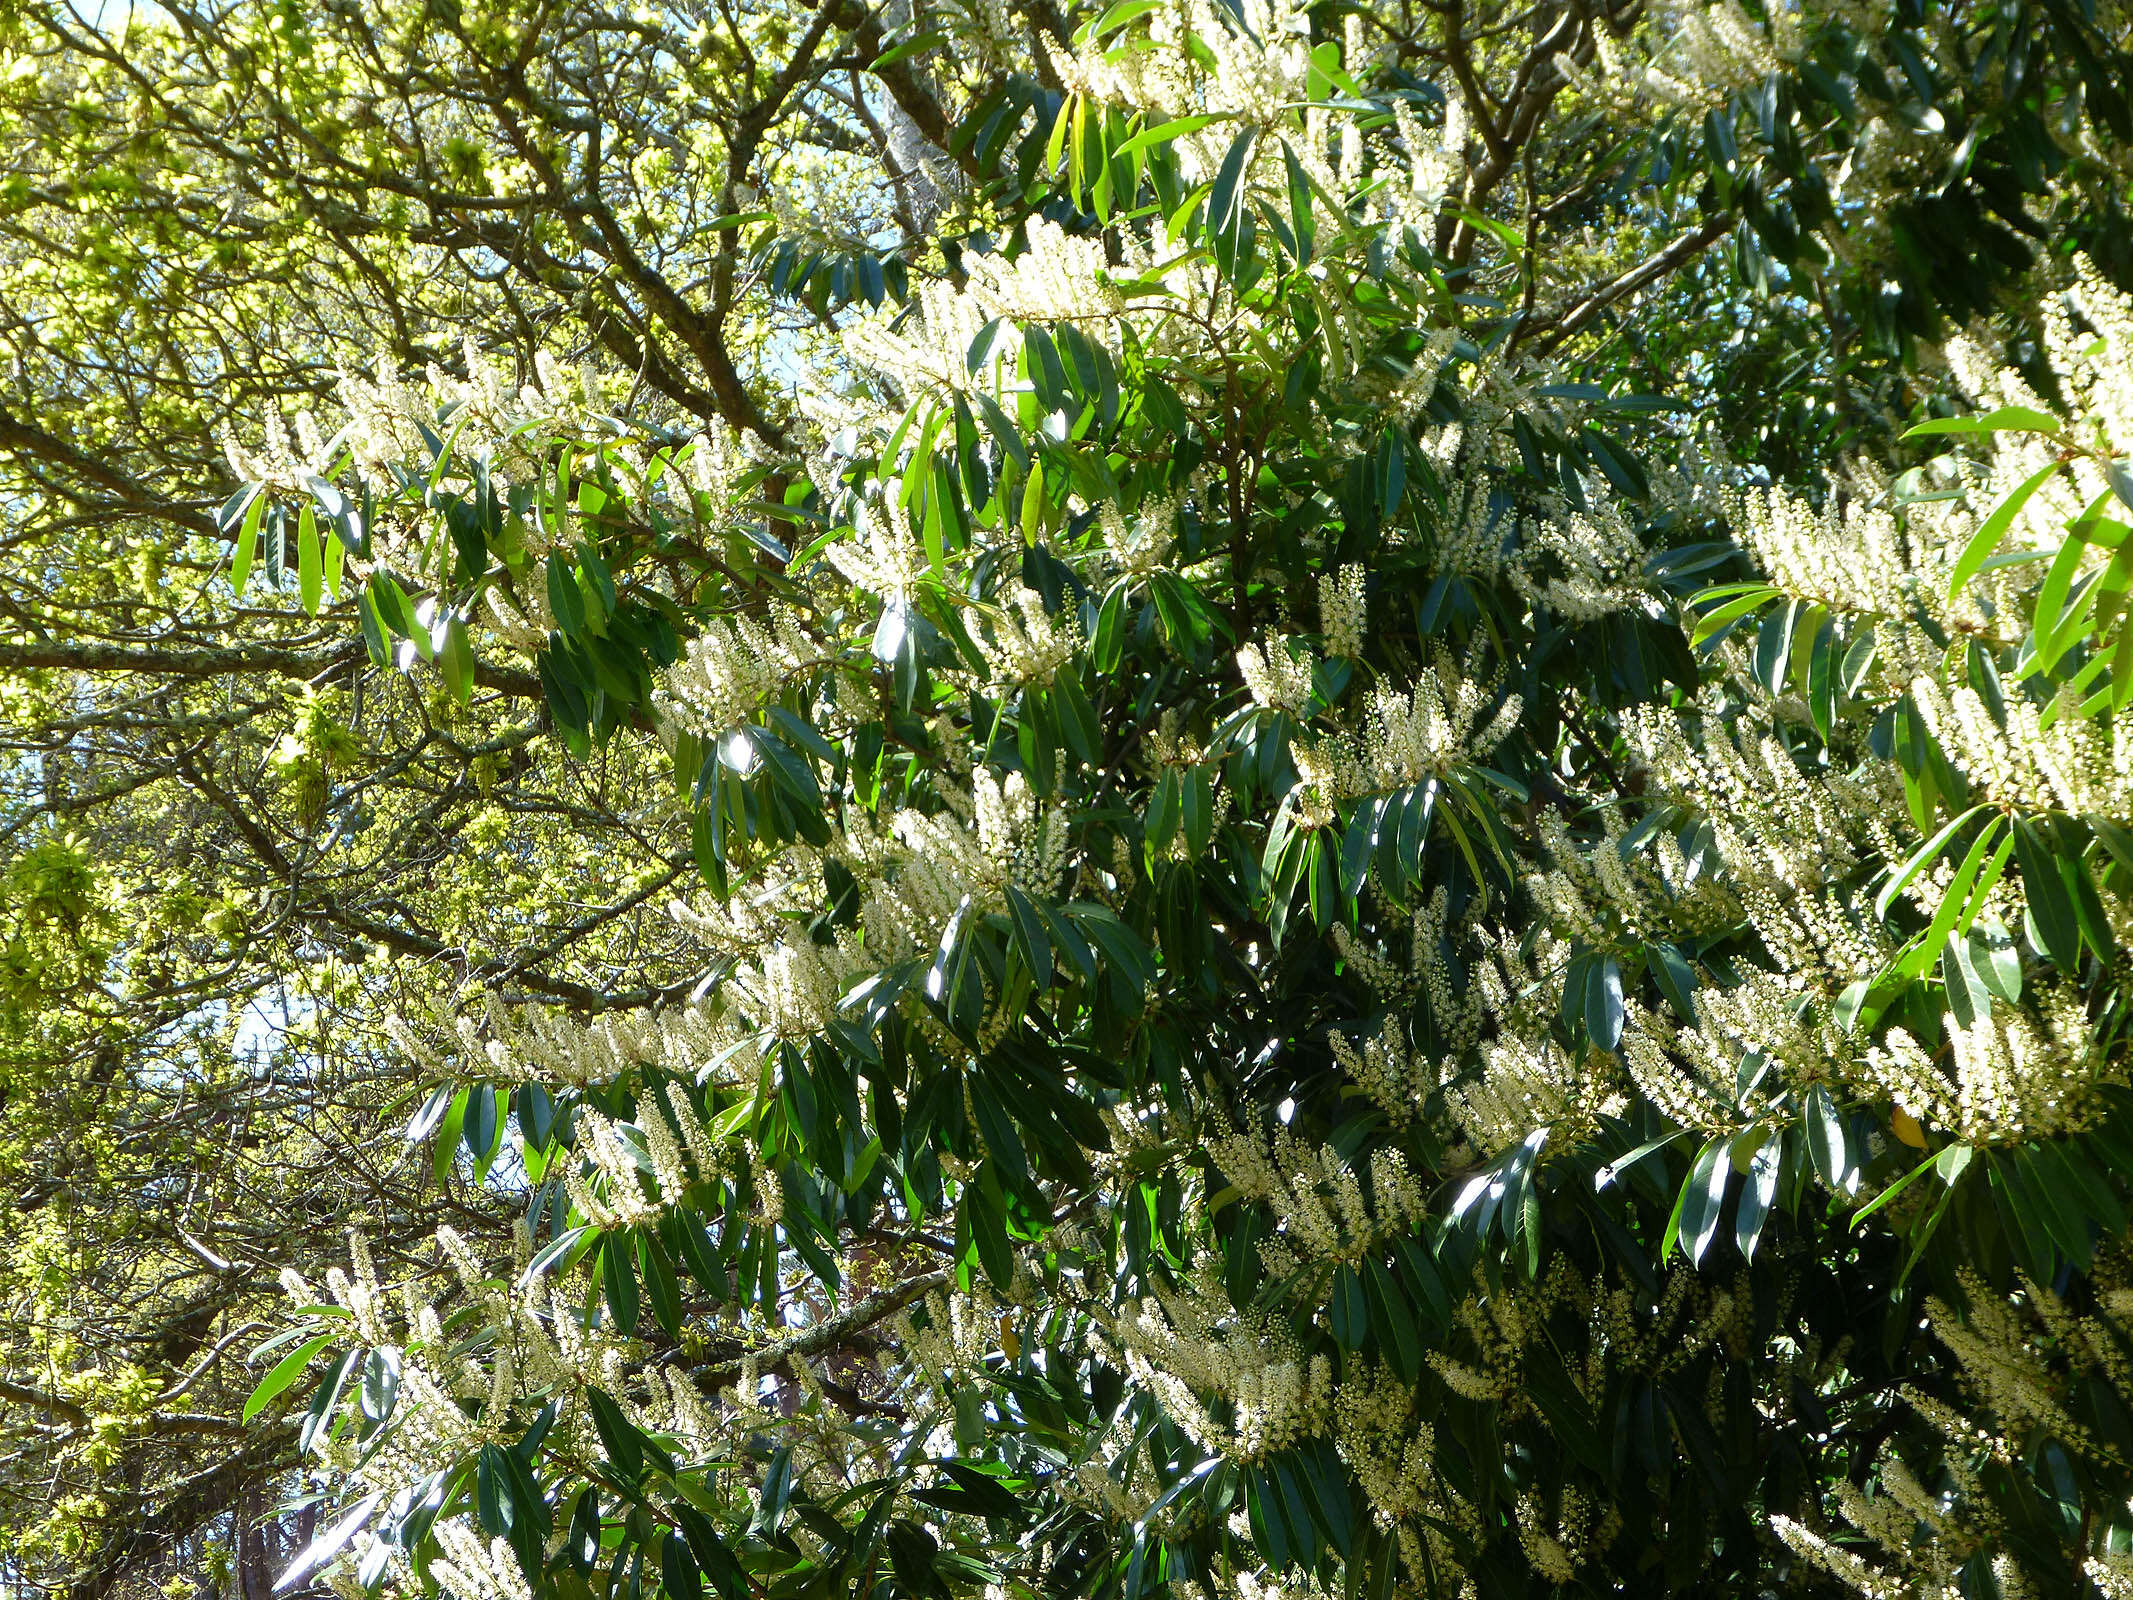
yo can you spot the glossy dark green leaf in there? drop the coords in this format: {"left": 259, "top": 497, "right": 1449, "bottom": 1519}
{"left": 1803, "top": 1083, "right": 1849, "bottom": 1192}
{"left": 1206, "top": 126, "right": 1257, "bottom": 265}
{"left": 1676, "top": 1138, "right": 1730, "bottom": 1267}
{"left": 662, "top": 1534, "right": 703, "bottom": 1600}
{"left": 672, "top": 1504, "right": 751, "bottom": 1600}
{"left": 1649, "top": 942, "right": 1697, "bottom": 1022}
{"left": 963, "top": 1172, "right": 1015, "bottom": 1291}
{"left": 1735, "top": 1134, "right": 1780, "bottom": 1259}
{"left": 1329, "top": 1262, "right": 1369, "bottom": 1350}
{"left": 749, "top": 724, "right": 823, "bottom": 808}
{"left": 1363, "top": 1257, "right": 1419, "bottom": 1382}
{"left": 1585, "top": 954, "right": 1625, "bottom": 1051}
{"left": 600, "top": 1234, "right": 640, "bottom": 1334}
{"left": 970, "top": 1076, "right": 1031, "bottom": 1201}
{"left": 638, "top": 1230, "right": 682, "bottom": 1337}
{"left": 358, "top": 1347, "right": 398, "bottom": 1424}
{"left": 2012, "top": 815, "right": 2084, "bottom": 970}
{"left": 1003, "top": 884, "right": 1055, "bottom": 990}
{"left": 463, "top": 1082, "right": 499, "bottom": 1162}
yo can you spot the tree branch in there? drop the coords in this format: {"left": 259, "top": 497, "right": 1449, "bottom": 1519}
{"left": 0, "top": 638, "right": 543, "bottom": 700}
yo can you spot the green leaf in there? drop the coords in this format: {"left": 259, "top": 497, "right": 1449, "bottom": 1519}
{"left": 662, "top": 1534, "right": 703, "bottom": 1600}
{"left": 1895, "top": 815, "right": 2003, "bottom": 980}
{"left": 432, "top": 1087, "right": 469, "bottom": 1185}
{"left": 274, "top": 1492, "right": 382, "bottom": 1593}
{"left": 970, "top": 1077, "right": 1031, "bottom": 1201}
{"left": 1339, "top": 794, "right": 1388, "bottom": 900}
{"left": 1329, "top": 1263, "right": 1369, "bottom": 1350}
{"left": 296, "top": 503, "right": 323, "bottom": 615}
{"left": 231, "top": 489, "right": 266, "bottom": 595}
{"left": 673, "top": 1505, "right": 751, "bottom": 1600}
{"left": 670, "top": 1207, "right": 730, "bottom": 1300}
{"left": 2012, "top": 816, "right": 2084, "bottom": 970}
{"left": 1676, "top": 1138, "right": 1730, "bottom": 1267}
{"left": 1806, "top": 613, "right": 1836, "bottom": 737}
{"left": 1902, "top": 405, "right": 2063, "bottom": 439}
{"left": 463, "top": 1082, "right": 500, "bottom": 1166}
{"left": 1584, "top": 954, "right": 1625, "bottom": 1052}
{"left": 1362, "top": 1258, "right": 1419, "bottom": 1382}
{"left": 968, "top": 1176, "right": 1016, "bottom": 1292}
{"left": 1595, "top": 1130, "right": 1691, "bottom": 1191}
{"left": 750, "top": 724, "right": 823, "bottom": 808}
{"left": 1969, "top": 917, "right": 2024, "bottom": 1003}
{"left": 243, "top": 1332, "right": 335, "bottom": 1422}
{"left": 584, "top": 1386, "right": 646, "bottom": 1483}
{"left": 1281, "top": 138, "right": 1316, "bottom": 266}
{"left": 1145, "top": 767, "right": 1182, "bottom": 867}
{"left": 1735, "top": 1133, "right": 1780, "bottom": 1259}
{"left": 1113, "top": 111, "right": 1228, "bottom": 164}
{"left": 870, "top": 29, "right": 946, "bottom": 69}
{"left": 522, "top": 1225, "right": 591, "bottom": 1286}
{"left": 358, "top": 1348, "right": 398, "bottom": 1422}
{"left": 2031, "top": 522, "right": 2103, "bottom": 674}
{"left": 600, "top": 1233, "right": 641, "bottom": 1334}
{"left": 1803, "top": 1083, "right": 1849, "bottom": 1192}
{"left": 299, "top": 1349, "right": 358, "bottom": 1457}
{"left": 1649, "top": 942, "right": 1697, "bottom": 1022}
{"left": 1206, "top": 125, "right": 1257, "bottom": 265}
{"left": 1003, "top": 884, "right": 1054, "bottom": 991}
{"left": 546, "top": 551, "right": 587, "bottom": 637}
{"left": 1689, "top": 586, "right": 1776, "bottom": 649}
{"left": 1876, "top": 804, "right": 1990, "bottom": 921}
{"left": 2090, "top": 813, "right": 2133, "bottom": 877}
{"left": 639, "top": 1230, "right": 682, "bottom": 1337}
{"left": 1947, "top": 459, "right": 2061, "bottom": 604}
{"left": 1849, "top": 1150, "right": 1943, "bottom": 1229}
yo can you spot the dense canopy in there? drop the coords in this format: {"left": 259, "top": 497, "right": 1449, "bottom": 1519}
{"left": 6, "top": 0, "right": 2133, "bottom": 1596}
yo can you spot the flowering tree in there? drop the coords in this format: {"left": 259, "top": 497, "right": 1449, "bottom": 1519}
{"left": 8, "top": 0, "right": 2133, "bottom": 1596}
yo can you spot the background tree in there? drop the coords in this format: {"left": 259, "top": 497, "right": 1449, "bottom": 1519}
{"left": 4, "top": 0, "right": 2133, "bottom": 1596}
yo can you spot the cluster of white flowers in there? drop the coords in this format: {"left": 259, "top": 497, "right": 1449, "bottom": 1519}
{"left": 822, "top": 491, "right": 928, "bottom": 598}
{"left": 1865, "top": 992, "right": 2114, "bottom": 1145}
{"left": 1103, "top": 1260, "right": 1333, "bottom": 1461}
{"left": 1362, "top": 647, "right": 1522, "bottom": 788}
{"left": 390, "top": 990, "right": 757, "bottom": 1094}
{"left": 1062, "top": 0, "right": 1313, "bottom": 131}
{"left": 841, "top": 281, "right": 1001, "bottom": 402}
{"left": 1097, "top": 494, "right": 1179, "bottom": 579}
{"left": 1510, "top": 497, "right": 1655, "bottom": 623}
{"left": 1622, "top": 701, "right": 1894, "bottom": 932}
{"left": 1637, "top": 0, "right": 1786, "bottom": 103}
{"left": 1778, "top": 1259, "right": 2133, "bottom": 1599}
{"left": 560, "top": 1105, "right": 669, "bottom": 1228}
{"left": 285, "top": 1234, "right": 635, "bottom": 1582}
{"left": 1327, "top": 1014, "right": 1444, "bottom": 1126}
{"left": 976, "top": 585, "right": 1082, "bottom": 687}
{"left": 1382, "top": 100, "right": 1466, "bottom": 233}
{"left": 658, "top": 605, "right": 820, "bottom": 737}
{"left": 1913, "top": 670, "right": 2133, "bottom": 819}
{"left": 1947, "top": 255, "right": 2133, "bottom": 474}
{"left": 1236, "top": 634, "right": 1318, "bottom": 718}
{"left": 765, "top": 936, "right": 866, "bottom": 1042}
{"left": 1279, "top": 644, "right": 1523, "bottom": 819}
{"left": 1205, "top": 1119, "right": 1428, "bottom": 1271}
{"left": 1524, "top": 807, "right": 1739, "bottom": 952}
{"left": 1456, "top": 1030, "right": 1623, "bottom": 1156}
{"left": 964, "top": 218, "right": 1127, "bottom": 327}
{"left": 1318, "top": 565, "right": 1367, "bottom": 659}
{"left": 428, "top": 1519, "right": 536, "bottom": 1600}
{"left": 843, "top": 769, "right": 1069, "bottom": 959}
